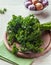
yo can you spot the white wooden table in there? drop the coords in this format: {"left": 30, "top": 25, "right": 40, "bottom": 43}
{"left": 0, "top": 0, "right": 51, "bottom": 65}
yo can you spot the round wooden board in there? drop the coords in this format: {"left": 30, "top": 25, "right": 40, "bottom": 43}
{"left": 4, "top": 31, "right": 51, "bottom": 58}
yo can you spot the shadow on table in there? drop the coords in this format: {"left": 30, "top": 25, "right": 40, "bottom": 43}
{"left": 35, "top": 11, "right": 51, "bottom": 19}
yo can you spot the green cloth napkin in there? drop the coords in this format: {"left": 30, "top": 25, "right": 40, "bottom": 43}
{"left": 0, "top": 41, "right": 33, "bottom": 65}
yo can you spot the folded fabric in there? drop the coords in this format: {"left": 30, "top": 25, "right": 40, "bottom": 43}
{"left": 0, "top": 41, "right": 33, "bottom": 65}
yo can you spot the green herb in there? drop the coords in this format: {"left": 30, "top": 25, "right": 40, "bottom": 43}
{"left": 3, "top": 8, "right": 7, "bottom": 12}
{"left": 0, "top": 8, "right": 7, "bottom": 14}
{"left": 12, "top": 43, "right": 19, "bottom": 54}
{"left": 40, "top": 22, "right": 51, "bottom": 30}
{"left": 21, "top": 47, "right": 28, "bottom": 52}
{"left": 7, "top": 14, "right": 51, "bottom": 53}
{"left": 7, "top": 32, "right": 16, "bottom": 45}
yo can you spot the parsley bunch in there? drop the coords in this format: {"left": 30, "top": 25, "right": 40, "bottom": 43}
{"left": 7, "top": 14, "right": 51, "bottom": 53}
